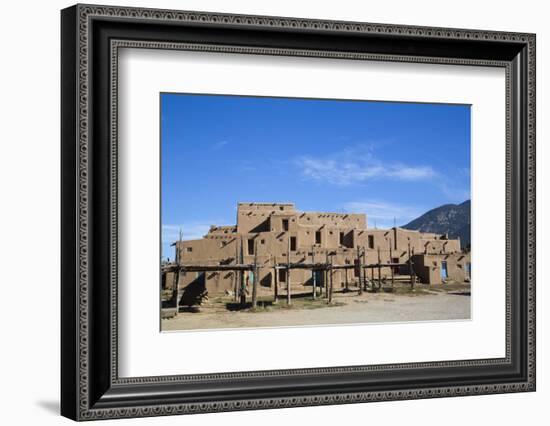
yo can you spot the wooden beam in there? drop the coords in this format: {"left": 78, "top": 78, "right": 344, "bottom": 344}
{"left": 162, "top": 261, "right": 408, "bottom": 275}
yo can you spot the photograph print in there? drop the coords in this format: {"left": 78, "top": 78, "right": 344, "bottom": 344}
{"left": 160, "top": 93, "right": 472, "bottom": 331}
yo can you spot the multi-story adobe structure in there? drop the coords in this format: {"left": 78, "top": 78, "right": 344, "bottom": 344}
{"left": 166, "top": 202, "right": 471, "bottom": 297}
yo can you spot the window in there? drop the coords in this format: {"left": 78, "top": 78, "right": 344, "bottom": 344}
{"left": 260, "top": 239, "right": 265, "bottom": 244}
{"left": 247, "top": 238, "right": 254, "bottom": 255}
{"left": 278, "top": 269, "right": 286, "bottom": 282}
{"left": 339, "top": 232, "right": 345, "bottom": 245}
{"left": 186, "top": 247, "right": 193, "bottom": 253}
{"left": 368, "top": 235, "right": 374, "bottom": 249}
{"left": 282, "top": 219, "right": 289, "bottom": 231}
{"left": 315, "top": 230, "right": 322, "bottom": 244}
{"left": 290, "top": 236, "right": 297, "bottom": 251}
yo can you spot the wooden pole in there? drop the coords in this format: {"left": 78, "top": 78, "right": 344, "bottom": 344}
{"left": 345, "top": 261, "right": 349, "bottom": 292}
{"left": 389, "top": 238, "right": 394, "bottom": 287}
{"left": 411, "top": 247, "right": 416, "bottom": 288}
{"left": 172, "top": 270, "right": 179, "bottom": 310}
{"left": 251, "top": 239, "right": 258, "bottom": 309}
{"left": 234, "top": 239, "right": 239, "bottom": 301}
{"left": 287, "top": 234, "right": 291, "bottom": 305}
{"left": 377, "top": 246, "right": 382, "bottom": 290}
{"left": 328, "top": 254, "right": 334, "bottom": 304}
{"left": 273, "top": 256, "right": 279, "bottom": 304}
{"left": 325, "top": 252, "right": 329, "bottom": 298}
{"left": 311, "top": 246, "right": 317, "bottom": 299}
{"left": 357, "top": 246, "right": 363, "bottom": 295}
{"left": 408, "top": 241, "right": 414, "bottom": 290}
{"left": 240, "top": 236, "right": 246, "bottom": 307}
{"left": 173, "top": 232, "right": 182, "bottom": 311}
{"left": 361, "top": 248, "right": 367, "bottom": 292}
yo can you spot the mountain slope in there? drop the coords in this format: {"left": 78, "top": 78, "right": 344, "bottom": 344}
{"left": 403, "top": 200, "right": 471, "bottom": 248}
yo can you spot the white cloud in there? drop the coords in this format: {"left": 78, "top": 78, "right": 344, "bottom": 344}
{"left": 294, "top": 145, "right": 436, "bottom": 186}
{"left": 343, "top": 200, "right": 423, "bottom": 228}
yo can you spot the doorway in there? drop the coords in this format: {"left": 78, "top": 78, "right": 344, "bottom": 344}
{"left": 440, "top": 261, "right": 448, "bottom": 280}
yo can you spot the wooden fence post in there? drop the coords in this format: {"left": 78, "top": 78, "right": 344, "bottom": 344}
{"left": 251, "top": 239, "right": 258, "bottom": 309}
{"left": 345, "top": 263, "right": 349, "bottom": 292}
{"left": 287, "top": 234, "right": 291, "bottom": 305}
{"left": 234, "top": 239, "right": 239, "bottom": 301}
{"left": 389, "top": 238, "right": 394, "bottom": 287}
{"left": 173, "top": 236, "right": 181, "bottom": 312}
{"left": 311, "top": 246, "right": 316, "bottom": 299}
{"left": 411, "top": 247, "right": 416, "bottom": 288}
{"left": 273, "top": 256, "right": 279, "bottom": 304}
{"left": 324, "top": 252, "right": 329, "bottom": 298}
{"left": 361, "top": 248, "right": 367, "bottom": 292}
{"left": 328, "top": 254, "right": 334, "bottom": 304}
{"left": 408, "top": 241, "right": 414, "bottom": 290}
{"left": 377, "top": 246, "right": 382, "bottom": 290}
{"left": 240, "top": 236, "right": 246, "bottom": 307}
{"left": 357, "top": 246, "right": 363, "bottom": 295}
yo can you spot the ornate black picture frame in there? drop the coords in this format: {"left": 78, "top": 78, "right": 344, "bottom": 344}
{"left": 61, "top": 4, "right": 536, "bottom": 421}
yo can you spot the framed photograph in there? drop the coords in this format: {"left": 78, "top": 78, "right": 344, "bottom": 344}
{"left": 61, "top": 4, "right": 536, "bottom": 420}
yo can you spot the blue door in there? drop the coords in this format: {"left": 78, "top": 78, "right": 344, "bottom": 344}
{"left": 440, "top": 261, "right": 448, "bottom": 280}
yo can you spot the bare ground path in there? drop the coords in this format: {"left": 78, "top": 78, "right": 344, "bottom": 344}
{"left": 162, "top": 291, "right": 471, "bottom": 331}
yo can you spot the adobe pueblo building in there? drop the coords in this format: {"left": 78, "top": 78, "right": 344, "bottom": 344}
{"left": 163, "top": 202, "right": 471, "bottom": 303}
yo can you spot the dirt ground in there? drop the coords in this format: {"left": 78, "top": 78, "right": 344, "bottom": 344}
{"left": 161, "top": 285, "right": 471, "bottom": 331}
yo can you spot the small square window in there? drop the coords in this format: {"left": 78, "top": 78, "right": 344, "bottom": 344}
{"left": 186, "top": 247, "right": 193, "bottom": 253}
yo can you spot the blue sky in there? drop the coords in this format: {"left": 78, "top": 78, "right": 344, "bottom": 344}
{"left": 161, "top": 93, "right": 470, "bottom": 261}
